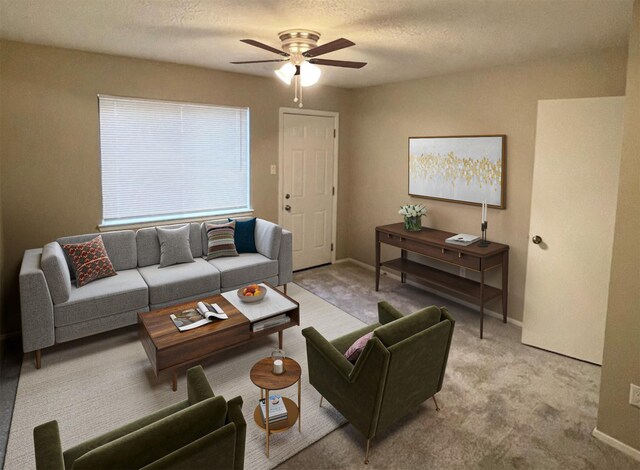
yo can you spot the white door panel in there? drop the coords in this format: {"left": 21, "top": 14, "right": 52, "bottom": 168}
{"left": 282, "top": 113, "right": 335, "bottom": 270}
{"left": 521, "top": 97, "right": 624, "bottom": 364}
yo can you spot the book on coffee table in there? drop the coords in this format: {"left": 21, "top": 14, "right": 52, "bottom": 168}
{"left": 170, "top": 302, "right": 227, "bottom": 332}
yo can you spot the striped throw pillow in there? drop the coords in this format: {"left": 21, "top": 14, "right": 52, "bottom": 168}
{"left": 206, "top": 221, "right": 239, "bottom": 259}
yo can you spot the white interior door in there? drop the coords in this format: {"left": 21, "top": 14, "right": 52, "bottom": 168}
{"left": 281, "top": 112, "right": 336, "bottom": 271}
{"left": 521, "top": 97, "right": 624, "bottom": 364}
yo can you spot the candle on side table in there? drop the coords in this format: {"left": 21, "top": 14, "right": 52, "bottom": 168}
{"left": 273, "top": 359, "right": 284, "bottom": 374}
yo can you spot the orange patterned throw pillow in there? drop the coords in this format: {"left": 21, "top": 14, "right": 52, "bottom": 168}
{"left": 61, "top": 235, "right": 117, "bottom": 287}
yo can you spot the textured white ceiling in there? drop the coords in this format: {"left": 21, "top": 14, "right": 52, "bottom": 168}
{"left": 0, "top": 0, "right": 633, "bottom": 88}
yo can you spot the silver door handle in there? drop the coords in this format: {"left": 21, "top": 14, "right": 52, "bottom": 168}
{"left": 532, "top": 235, "right": 542, "bottom": 244}
{"left": 285, "top": 205, "right": 291, "bottom": 212}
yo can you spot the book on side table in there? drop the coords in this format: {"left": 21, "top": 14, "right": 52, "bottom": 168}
{"left": 259, "top": 395, "right": 288, "bottom": 423}
{"left": 445, "top": 233, "right": 480, "bottom": 246}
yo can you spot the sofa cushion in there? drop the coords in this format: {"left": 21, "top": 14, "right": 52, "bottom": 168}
{"left": 229, "top": 217, "right": 257, "bottom": 254}
{"left": 255, "top": 219, "right": 282, "bottom": 260}
{"left": 205, "top": 221, "right": 238, "bottom": 260}
{"left": 61, "top": 236, "right": 118, "bottom": 287}
{"left": 157, "top": 225, "right": 195, "bottom": 268}
{"left": 208, "top": 253, "right": 277, "bottom": 289}
{"left": 54, "top": 269, "right": 148, "bottom": 327}
{"left": 137, "top": 223, "right": 202, "bottom": 268}
{"left": 138, "top": 258, "right": 220, "bottom": 306}
{"left": 41, "top": 242, "right": 72, "bottom": 304}
{"left": 374, "top": 306, "right": 442, "bottom": 347}
{"left": 58, "top": 230, "right": 137, "bottom": 273}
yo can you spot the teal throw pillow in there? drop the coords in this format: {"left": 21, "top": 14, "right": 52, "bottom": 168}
{"left": 228, "top": 217, "right": 257, "bottom": 254}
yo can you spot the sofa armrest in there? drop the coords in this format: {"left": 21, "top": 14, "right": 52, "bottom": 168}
{"left": 41, "top": 242, "right": 71, "bottom": 304}
{"left": 187, "top": 365, "right": 215, "bottom": 405}
{"left": 302, "top": 327, "right": 353, "bottom": 380}
{"left": 377, "top": 301, "right": 405, "bottom": 325}
{"left": 278, "top": 229, "right": 293, "bottom": 285}
{"left": 34, "top": 420, "right": 65, "bottom": 470}
{"left": 226, "top": 396, "right": 245, "bottom": 470}
{"left": 255, "top": 219, "right": 282, "bottom": 260}
{"left": 20, "top": 249, "right": 55, "bottom": 353}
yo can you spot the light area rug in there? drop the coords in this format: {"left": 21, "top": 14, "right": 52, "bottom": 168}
{"left": 4, "top": 284, "right": 364, "bottom": 470}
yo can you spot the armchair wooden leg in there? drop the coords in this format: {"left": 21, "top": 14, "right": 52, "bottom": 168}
{"left": 364, "top": 439, "right": 371, "bottom": 464}
{"left": 433, "top": 395, "right": 440, "bottom": 411}
{"left": 319, "top": 396, "right": 323, "bottom": 407}
{"left": 284, "top": 283, "right": 288, "bottom": 295}
{"left": 35, "top": 349, "right": 42, "bottom": 369}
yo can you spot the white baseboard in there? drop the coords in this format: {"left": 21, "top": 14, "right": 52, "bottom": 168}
{"left": 593, "top": 427, "right": 640, "bottom": 461}
{"left": 334, "top": 257, "right": 522, "bottom": 328}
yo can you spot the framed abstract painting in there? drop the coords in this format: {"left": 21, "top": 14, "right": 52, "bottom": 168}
{"left": 408, "top": 135, "right": 506, "bottom": 208}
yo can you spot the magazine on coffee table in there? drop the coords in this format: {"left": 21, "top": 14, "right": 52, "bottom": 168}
{"left": 170, "top": 302, "right": 227, "bottom": 332}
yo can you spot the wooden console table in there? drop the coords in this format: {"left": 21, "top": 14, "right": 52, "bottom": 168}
{"left": 375, "top": 223, "right": 509, "bottom": 338}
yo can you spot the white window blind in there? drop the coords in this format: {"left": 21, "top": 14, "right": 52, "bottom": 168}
{"left": 99, "top": 95, "right": 250, "bottom": 226}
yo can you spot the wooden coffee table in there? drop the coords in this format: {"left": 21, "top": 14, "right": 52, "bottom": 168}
{"left": 138, "top": 284, "right": 300, "bottom": 391}
{"left": 250, "top": 357, "right": 301, "bottom": 457}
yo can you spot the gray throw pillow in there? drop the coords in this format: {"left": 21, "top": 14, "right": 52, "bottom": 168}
{"left": 156, "top": 225, "right": 195, "bottom": 268}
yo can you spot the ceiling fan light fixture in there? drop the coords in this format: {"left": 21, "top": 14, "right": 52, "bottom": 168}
{"left": 275, "top": 62, "right": 296, "bottom": 85}
{"left": 300, "top": 61, "right": 321, "bottom": 87}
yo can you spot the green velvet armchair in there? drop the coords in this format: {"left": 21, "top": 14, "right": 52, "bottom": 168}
{"left": 302, "top": 301, "right": 455, "bottom": 464}
{"left": 33, "top": 366, "right": 246, "bottom": 470}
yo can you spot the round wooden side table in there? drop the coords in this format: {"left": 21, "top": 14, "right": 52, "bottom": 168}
{"left": 249, "top": 357, "right": 302, "bottom": 457}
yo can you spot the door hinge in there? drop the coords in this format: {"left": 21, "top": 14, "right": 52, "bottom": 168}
{"left": 331, "top": 243, "right": 334, "bottom": 252}
{"left": 332, "top": 186, "right": 335, "bottom": 196}
{"left": 333, "top": 129, "right": 336, "bottom": 138}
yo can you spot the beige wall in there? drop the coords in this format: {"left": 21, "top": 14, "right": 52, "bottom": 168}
{"left": 347, "top": 48, "right": 628, "bottom": 322}
{"left": 0, "top": 40, "right": 352, "bottom": 334}
{"left": 597, "top": 0, "right": 640, "bottom": 451}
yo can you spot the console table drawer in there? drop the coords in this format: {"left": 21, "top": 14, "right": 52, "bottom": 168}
{"left": 433, "top": 246, "right": 481, "bottom": 270}
{"left": 380, "top": 232, "right": 480, "bottom": 270}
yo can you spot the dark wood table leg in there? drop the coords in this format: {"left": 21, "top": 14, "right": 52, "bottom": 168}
{"left": 479, "top": 269, "right": 485, "bottom": 339}
{"left": 172, "top": 370, "right": 177, "bottom": 392}
{"left": 401, "top": 249, "right": 407, "bottom": 283}
{"left": 502, "top": 251, "right": 509, "bottom": 323}
{"left": 278, "top": 330, "right": 283, "bottom": 349}
{"left": 375, "top": 231, "right": 381, "bottom": 291}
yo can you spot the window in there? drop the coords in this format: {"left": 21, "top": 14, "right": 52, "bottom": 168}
{"left": 99, "top": 95, "right": 250, "bottom": 226}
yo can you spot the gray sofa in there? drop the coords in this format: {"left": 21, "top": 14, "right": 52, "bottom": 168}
{"left": 19, "top": 218, "right": 293, "bottom": 368}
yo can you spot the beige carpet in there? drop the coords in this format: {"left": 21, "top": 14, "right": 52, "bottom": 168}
{"left": 4, "top": 284, "right": 364, "bottom": 470}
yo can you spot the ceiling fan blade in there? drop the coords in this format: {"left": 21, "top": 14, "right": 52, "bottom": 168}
{"left": 230, "top": 59, "right": 288, "bottom": 64}
{"left": 309, "top": 58, "right": 367, "bottom": 69}
{"left": 303, "top": 38, "right": 355, "bottom": 58}
{"left": 240, "top": 39, "right": 289, "bottom": 57}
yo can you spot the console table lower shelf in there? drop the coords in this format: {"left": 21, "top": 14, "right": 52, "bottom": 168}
{"left": 381, "top": 258, "right": 503, "bottom": 304}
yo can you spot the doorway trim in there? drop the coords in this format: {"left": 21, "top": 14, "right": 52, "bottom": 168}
{"left": 278, "top": 107, "right": 339, "bottom": 265}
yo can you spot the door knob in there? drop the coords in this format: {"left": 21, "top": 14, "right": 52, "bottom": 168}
{"left": 285, "top": 193, "right": 291, "bottom": 199}
{"left": 532, "top": 235, "right": 543, "bottom": 244}
{"left": 285, "top": 205, "right": 291, "bottom": 212}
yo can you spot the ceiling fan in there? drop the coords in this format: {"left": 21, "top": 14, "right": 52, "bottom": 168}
{"left": 231, "top": 30, "right": 367, "bottom": 107}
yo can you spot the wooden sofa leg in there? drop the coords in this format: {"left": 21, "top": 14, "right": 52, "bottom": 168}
{"left": 433, "top": 395, "right": 440, "bottom": 411}
{"left": 364, "top": 439, "right": 371, "bottom": 464}
{"left": 284, "top": 283, "right": 288, "bottom": 295}
{"left": 35, "top": 349, "right": 42, "bottom": 369}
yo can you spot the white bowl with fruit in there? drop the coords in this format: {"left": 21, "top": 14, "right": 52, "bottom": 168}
{"left": 237, "top": 284, "right": 267, "bottom": 303}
